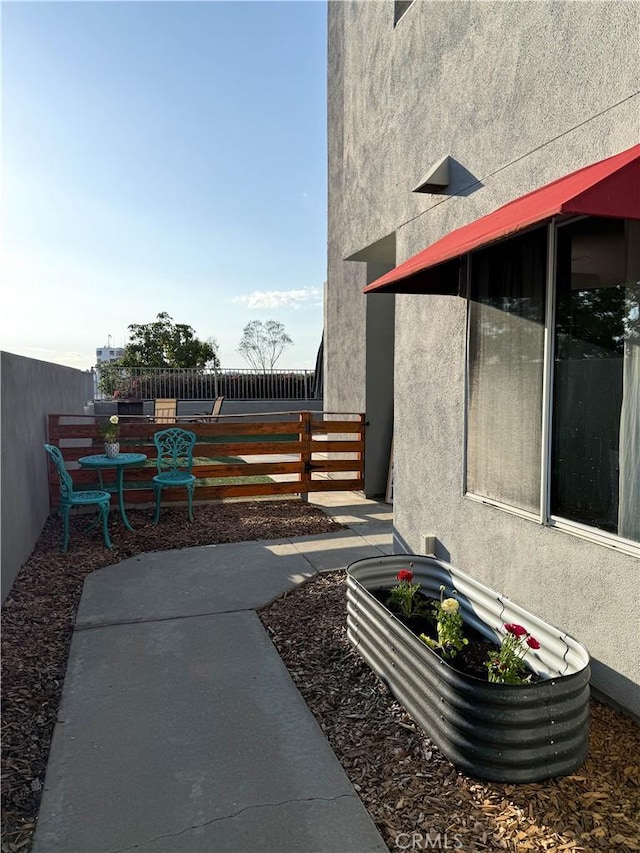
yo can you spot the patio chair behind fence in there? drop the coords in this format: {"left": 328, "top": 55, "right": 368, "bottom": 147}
{"left": 154, "top": 398, "right": 177, "bottom": 424}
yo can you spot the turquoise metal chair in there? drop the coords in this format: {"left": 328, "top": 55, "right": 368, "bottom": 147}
{"left": 44, "top": 444, "right": 112, "bottom": 552}
{"left": 152, "top": 428, "right": 197, "bottom": 523}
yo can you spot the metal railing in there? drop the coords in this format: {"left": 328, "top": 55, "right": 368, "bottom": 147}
{"left": 93, "top": 367, "right": 318, "bottom": 401}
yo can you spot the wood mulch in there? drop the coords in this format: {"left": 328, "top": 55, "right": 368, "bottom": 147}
{"left": 259, "top": 572, "right": 640, "bottom": 853}
{"left": 0, "top": 500, "right": 342, "bottom": 853}
{"left": 3, "top": 503, "right": 639, "bottom": 853}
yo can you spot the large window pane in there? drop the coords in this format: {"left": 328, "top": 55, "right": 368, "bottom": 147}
{"left": 552, "top": 217, "right": 640, "bottom": 542}
{"left": 466, "top": 227, "right": 547, "bottom": 513}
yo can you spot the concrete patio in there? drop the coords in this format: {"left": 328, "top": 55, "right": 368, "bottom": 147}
{"left": 32, "top": 492, "right": 393, "bottom": 853}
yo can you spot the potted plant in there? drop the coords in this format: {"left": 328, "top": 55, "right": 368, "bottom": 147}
{"left": 346, "top": 554, "right": 591, "bottom": 783}
{"left": 100, "top": 415, "right": 120, "bottom": 458}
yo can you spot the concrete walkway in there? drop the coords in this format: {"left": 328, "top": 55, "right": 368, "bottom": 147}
{"left": 33, "top": 493, "right": 393, "bottom": 853}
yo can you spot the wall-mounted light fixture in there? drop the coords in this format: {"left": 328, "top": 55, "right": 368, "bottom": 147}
{"left": 412, "top": 155, "right": 450, "bottom": 193}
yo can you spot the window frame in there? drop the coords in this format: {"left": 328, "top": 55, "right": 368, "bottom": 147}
{"left": 463, "top": 217, "right": 640, "bottom": 558}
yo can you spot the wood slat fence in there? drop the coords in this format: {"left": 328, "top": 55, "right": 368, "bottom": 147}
{"left": 47, "top": 411, "right": 364, "bottom": 508}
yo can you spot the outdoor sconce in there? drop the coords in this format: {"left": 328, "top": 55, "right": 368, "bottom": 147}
{"left": 413, "top": 155, "right": 451, "bottom": 194}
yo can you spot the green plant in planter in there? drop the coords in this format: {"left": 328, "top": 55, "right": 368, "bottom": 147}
{"left": 386, "top": 568, "right": 430, "bottom": 620}
{"left": 100, "top": 415, "right": 120, "bottom": 443}
{"left": 486, "top": 623, "right": 541, "bottom": 684}
{"left": 420, "top": 585, "right": 468, "bottom": 659}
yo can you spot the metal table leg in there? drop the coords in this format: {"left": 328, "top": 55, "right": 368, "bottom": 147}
{"left": 117, "top": 467, "right": 134, "bottom": 531}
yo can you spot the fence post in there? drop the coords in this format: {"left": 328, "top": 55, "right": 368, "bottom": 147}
{"left": 357, "top": 413, "right": 366, "bottom": 485}
{"left": 299, "top": 411, "right": 312, "bottom": 502}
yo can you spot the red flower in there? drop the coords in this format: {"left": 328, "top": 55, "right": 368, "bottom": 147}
{"left": 396, "top": 569, "right": 414, "bottom": 583}
{"left": 526, "top": 636, "right": 541, "bottom": 649}
{"left": 504, "top": 623, "right": 527, "bottom": 637}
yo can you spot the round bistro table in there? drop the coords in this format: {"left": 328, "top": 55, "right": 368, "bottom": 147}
{"left": 78, "top": 453, "right": 148, "bottom": 532}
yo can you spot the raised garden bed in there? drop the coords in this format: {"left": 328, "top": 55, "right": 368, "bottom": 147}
{"left": 346, "top": 554, "right": 591, "bottom": 783}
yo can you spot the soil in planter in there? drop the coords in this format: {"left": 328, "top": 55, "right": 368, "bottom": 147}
{"left": 371, "top": 589, "right": 541, "bottom": 683}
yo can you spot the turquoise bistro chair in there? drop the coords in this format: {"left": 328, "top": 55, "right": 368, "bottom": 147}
{"left": 152, "top": 428, "right": 197, "bottom": 523}
{"left": 44, "top": 444, "right": 112, "bottom": 552}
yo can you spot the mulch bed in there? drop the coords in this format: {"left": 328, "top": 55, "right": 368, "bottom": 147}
{"left": 3, "top": 504, "right": 639, "bottom": 853}
{"left": 259, "top": 572, "right": 640, "bottom": 853}
{"left": 0, "top": 500, "right": 342, "bottom": 853}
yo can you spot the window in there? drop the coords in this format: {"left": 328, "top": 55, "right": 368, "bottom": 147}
{"left": 552, "top": 217, "right": 640, "bottom": 541}
{"left": 467, "top": 227, "right": 547, "bottom": 514}
{"left": 466, "top": 216, "right": 640, "bottom": 548}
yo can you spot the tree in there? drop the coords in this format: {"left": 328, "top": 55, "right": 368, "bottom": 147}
{"left": 119, "top": 312, "right": 219, "bottom": 369}
{"left": 205, "top": 337, "right": 221, "bottom": 369}
{"left": 237, "top": 320, "right": 293, "bottom": 371}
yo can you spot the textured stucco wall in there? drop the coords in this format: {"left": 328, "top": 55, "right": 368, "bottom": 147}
{"left": 1, "top": 352, "right": 93, "bottom": 602}
{"left": 326, "top": 0, "right": 640, "bottom": 713}
{"left": 327, "top": 2, "right": 397, "bottom": 491}
{"left": 364, "top": 292, "right": 395, "bottom": 496}
{"left": 326, "top": 0, "right": 367, "bottom": 417}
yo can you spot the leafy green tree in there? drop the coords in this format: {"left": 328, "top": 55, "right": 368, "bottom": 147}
{"left": 237, "top": 320, "right": 293, "bottom": 371}
{"left": 120, "top": 312, "right": 219, "bottom": 369}
{"left": 96, "top": 359, "right": 128, "bottom": 397}
{"left": 96, "top": 313, "right": 219, "bottom": 397}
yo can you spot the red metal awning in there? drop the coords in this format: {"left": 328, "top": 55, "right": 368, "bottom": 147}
{"left": 364, "top": 143, "right": 640, "bottom": 294}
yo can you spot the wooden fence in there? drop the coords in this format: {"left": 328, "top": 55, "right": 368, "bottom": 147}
{"left": 47, "top": 412, "right": 364, "bottom": 508}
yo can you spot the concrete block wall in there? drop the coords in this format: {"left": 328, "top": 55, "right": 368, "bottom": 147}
{"left": 93, "top": 400, "right": 323, "bottom": 421}
{"left": 181, "top": 400, "right": 323, "bottom": 420}
{"left": 0, "top": 352, "right": 93, "bottom": 602}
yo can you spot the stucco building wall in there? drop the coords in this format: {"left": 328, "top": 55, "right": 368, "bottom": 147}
{"left": 326, "top": 1, "right": 367, "bottom": 418}
{"left": 326, "top": 0, "right": 640, "bottom": 714}
{"left": 0, "top": 352, "right": 93, "bottom": 602}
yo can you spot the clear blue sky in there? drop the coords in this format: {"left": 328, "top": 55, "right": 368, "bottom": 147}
{"left": 1, "top": 0, "right": 327, "bottom": 370}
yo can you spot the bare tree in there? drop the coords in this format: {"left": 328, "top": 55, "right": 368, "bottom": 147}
{"left": 237, "top": 320, "right": 293, "bottom": 371}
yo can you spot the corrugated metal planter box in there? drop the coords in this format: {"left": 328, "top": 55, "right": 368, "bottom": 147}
{"left": 346, "top": 554, "right": 591, "bottom": 783}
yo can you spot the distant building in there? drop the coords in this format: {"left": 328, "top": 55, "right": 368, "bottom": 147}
{"left": 94, "top": 340, "right": 125, "bottom": 399}
{"left": 95, "top": 344, "right": 124, "bottom": 364}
